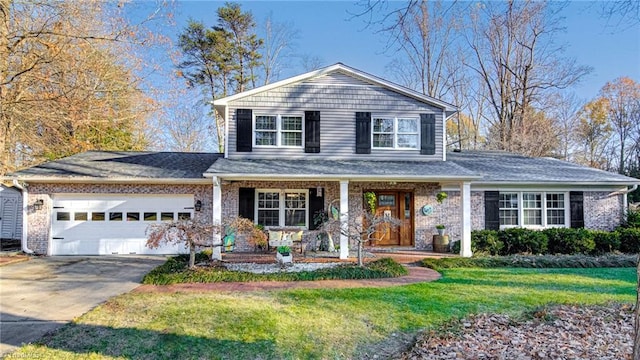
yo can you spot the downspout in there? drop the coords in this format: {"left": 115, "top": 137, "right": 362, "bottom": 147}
{"left": 609, "top": 184, "right": 639, "bottom": 208}
{"left": 12, "top": 179, "right": 34, "bottom": 254}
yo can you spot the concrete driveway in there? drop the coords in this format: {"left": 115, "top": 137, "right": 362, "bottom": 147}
{"left": 0, "top": 255, "right": 166, "bottom": 356}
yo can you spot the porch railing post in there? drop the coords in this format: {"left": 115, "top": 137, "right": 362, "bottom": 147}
{"left": 212, "top": 176, "right": 223, "bottom": 260}
{"left": 460, "top": 181, "right": 472, "bottom": 257}
{"left": 339, "top": 180, "right": 349, "bottom": 259}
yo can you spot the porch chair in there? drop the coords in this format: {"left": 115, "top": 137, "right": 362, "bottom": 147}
{"left": 290, "top": 230, "right": 305, "bottom": 254}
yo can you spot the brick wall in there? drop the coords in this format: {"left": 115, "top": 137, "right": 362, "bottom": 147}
{"left": 26, "top": 183, "right": 212, "bottom": 254}
{"left": 225, "top": 181, "right": 448, "bottom": 251}
{"left": 584, "top": 192, "right": 623, "bottom": 231}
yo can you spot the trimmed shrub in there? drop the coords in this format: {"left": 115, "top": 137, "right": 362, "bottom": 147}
{"left": 619, "top": 228, "right": 640, "bottom": 253}
{"left": 471, "top": 230, "right": 503, "bottom": 255}
{"left": 499, "top": 228, "right": 548, "bottom": 255}
{"left": 421, "top": 254, "right": 637, "bottom": 270}
{"left": 592, "top": 230, "right": 621, "bottom": 254}
{"left": 623, "top": 209, "right": 640, "bottom": 229}
{"left": 544, "top": 228, "right": 595, "bottom": 255}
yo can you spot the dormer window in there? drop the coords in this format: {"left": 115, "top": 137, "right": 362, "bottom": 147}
{"left": 254, "top": 114, "right": 303, "bottom": 148}
{"left": 372, "top": 116, "right": 419, "bottom": 149}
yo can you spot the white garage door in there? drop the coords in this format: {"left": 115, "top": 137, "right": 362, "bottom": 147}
{"left": 51, "top": 194, "right": 194, "bottom": 255}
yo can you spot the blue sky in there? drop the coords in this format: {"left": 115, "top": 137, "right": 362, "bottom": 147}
{"left": 161, "top": 1, "right": 640, "bottom": 102}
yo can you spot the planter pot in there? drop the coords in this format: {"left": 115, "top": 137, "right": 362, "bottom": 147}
{"left": 276, "top": 251, "right": 293, "bottom": 264}
{"left": 437, "top": 229, "right": 446, "bottom": 236}
{"left": 433, "top": 235, "right": 450, "bottom": 253}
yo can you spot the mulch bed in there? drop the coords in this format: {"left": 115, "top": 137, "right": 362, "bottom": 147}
{"left": 401, "top": 303, "right": 633, "bottom": 360}
{"left": 0, "top": 254, "right": 29, "bottom": 266}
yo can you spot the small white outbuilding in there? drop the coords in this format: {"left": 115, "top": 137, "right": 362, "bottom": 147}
{"left": 0, "top": 185, "right": 22, "bottom": 247}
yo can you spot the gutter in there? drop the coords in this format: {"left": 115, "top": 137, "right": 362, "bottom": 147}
{"left": 12, "top": 180, "right": 33, "bottom": 254}
{"left": 609, "top": 184, "right": 639, "bottom": 212}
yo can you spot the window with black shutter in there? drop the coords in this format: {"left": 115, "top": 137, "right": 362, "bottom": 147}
{"left": 308, "top": 188, "right": 325, "bottom": 230}
{"left": 569, "top": 191, "right": 584, "bottom": 228}
{"left": 305, "top": 111, "right": 321, "bottom": 153}
{"left": 236, "top": 109, "right": 253, "bottom": 152}
{"left": 238, "top": 188, "right": 255, "bottom": 220}
{"left": 420, "top": 113, "right": 436, "bottom": 155}
{"left": 485, "top": 191, "right": 500, "bottom": 230}
{"left": 355, "top": 112, "right": 371, "bottom": 154}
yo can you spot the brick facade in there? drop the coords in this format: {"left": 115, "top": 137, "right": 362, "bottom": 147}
{"left": 24, "top": 182, "right": 627, "bottom": 255}
{"left": 584, "top": 191, "right": 624, "bottom": 231}
{"left": 26, "top": 183, "right": 212, "bottom": 254}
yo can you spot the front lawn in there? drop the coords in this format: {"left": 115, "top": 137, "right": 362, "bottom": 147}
{"left": 7, "top": 267, "right": 635, "bottom": 360}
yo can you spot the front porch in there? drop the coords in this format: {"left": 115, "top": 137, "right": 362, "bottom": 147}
{"left": 209, "top": 178, "right": 473, "bottom": 261}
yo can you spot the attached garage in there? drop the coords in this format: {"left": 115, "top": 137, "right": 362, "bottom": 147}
{"left": 51, "top": 194, "right": 194, "bottom": 255}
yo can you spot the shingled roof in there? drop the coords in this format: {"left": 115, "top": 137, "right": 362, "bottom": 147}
{"left": 447, "top": 150, "right": 640, "bottom": 185}
{"left": 205, "top": 158, "right": 480, "bottom": 180}
{"left": 7, "top": 150, "right": 638, "bottom": 186}
{"left": 9, "top": 151, "right": 222, "bottom": 180}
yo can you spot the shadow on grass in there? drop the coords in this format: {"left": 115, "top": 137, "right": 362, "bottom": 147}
{"left": 3, "top": 312, "right": 277, "bottom": 360}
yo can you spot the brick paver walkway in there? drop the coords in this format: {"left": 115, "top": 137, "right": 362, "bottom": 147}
{"left": 134, "top": 265, "right": 441, "bottom": 293}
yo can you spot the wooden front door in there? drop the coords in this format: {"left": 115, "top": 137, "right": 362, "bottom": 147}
{"left": 372, "top": 191, "right": 414, "bottom": 246}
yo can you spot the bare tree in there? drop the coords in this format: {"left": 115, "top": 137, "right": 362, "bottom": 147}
{"left": 574, "top": 98, "right": 613, "bottom": 169}
{"left": 147, "top": 217, "right": 215, "bottom": 268}
{"left": 546, "top": 92, "right": 584, "bottom": 161}
{"left": 298, "top": 54, "right": 325, "bottom": 72}
{"left": 1, "top": 0, "right": 169, "bottom": 175}
{"left": 464, "top": 1, "right": 591, "bottom": 154}
{"left": 357, "top": 0, "right": 464, "bottom": 99}
{"left": 599, "top": 77, "right": 640, "bottom": 174}
{"left": 600, "top": 0, "right": 640, "bottom": 29}
{"left": 260, "top": 13, "right": 298, "bottom": 85}
{"left": 318, "top": 205, "right": 401, "bottom": 267}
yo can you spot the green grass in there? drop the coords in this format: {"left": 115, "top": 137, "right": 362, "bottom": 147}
{"left": 7, "top": 267, "right": 636, "bottom": 360}
{"left": 422, "top": 254, "right": 637, "bottom": 271}
{"left": 143, "top": 256, "right": 408, "bottom": 285}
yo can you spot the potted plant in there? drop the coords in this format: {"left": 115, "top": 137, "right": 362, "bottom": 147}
{"left": 435, "top": 224, "right": 446, "bottom": 236}
{"left": 436, "top": 191, "right": 448, "bottom": 204}
{"left": 276, "top": 245, "right": 293, "bottom": 264}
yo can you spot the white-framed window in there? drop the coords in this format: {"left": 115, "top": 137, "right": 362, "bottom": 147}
{"left": 254, "top": 114, "right": 303, "bottom": 148}
{"left": 499, "top": 192, "right": 568, "bottom": 228}
{"left": 522, "top": 193, "right": 542, "bottom": 226}
{"left": 256, "top": 189, "right": 308, "bottom": 228}
{"left": 546, "top": 193, "right": 566, "bottom": 225}
{"left": 499, "top": 193, "right": 519, "bottom": 226}
{"left": 372, "top": 116, "right": 419, "bottom": 149}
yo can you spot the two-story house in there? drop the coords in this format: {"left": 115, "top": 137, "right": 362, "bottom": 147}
{"left": 5, "top": 63, "right": 639, "bottom": 257}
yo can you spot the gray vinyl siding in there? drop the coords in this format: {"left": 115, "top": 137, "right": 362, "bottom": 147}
{"left": 227, "top": 74, "right": 444, "bottom": 161}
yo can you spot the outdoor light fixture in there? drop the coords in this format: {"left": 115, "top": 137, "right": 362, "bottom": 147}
{"left": 194, "top": 200, "right": 202, "bottom": 212}
{"left": 34, "top": 199, "right": 44, "bottom": 211}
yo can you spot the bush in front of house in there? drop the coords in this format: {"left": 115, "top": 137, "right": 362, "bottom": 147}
{"left": 499, "top": 228, "right": 548, "bottom": 255}
{"left": 470, "top": 230, "right": 503, "bottom": 255}
{"left": 543, "top": 228, "right": 595, "bottom": 255}
{"left": 421, "top": 254, "right": 637, "bottom": 271}
{"left": 142, "top": 256, "right": 408, "bottom": 285}
{"left": 618, "top": 227, "right": 640, "bottom": 253}
{"left": 623, "top": 209, "right": 640, "bottom": 229}
{"left": 592, "top": 230, "right": 621, "bottom": 255}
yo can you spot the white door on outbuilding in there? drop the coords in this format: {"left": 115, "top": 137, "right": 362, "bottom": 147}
{"left": 0, "top": 185, "right": 22, "bottom": 241}
{"left": 51, "top": 194, "right": 194, "bottom": 255}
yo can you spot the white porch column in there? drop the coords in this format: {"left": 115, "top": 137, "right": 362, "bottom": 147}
{"left": 212, "top": 176, "right": 223, "bottom": 260}
{"left": 339, "top": 180, "right": 349, "bottom": 260}
{"left": 460, "top": 181, "right": 472, "bottom": 257}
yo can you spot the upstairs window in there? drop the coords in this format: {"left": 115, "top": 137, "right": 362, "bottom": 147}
{"left": 372, "top": 116, "right": 419, "bottom": 149}
{"left": 254, "top": 114, "right": 303, "bottom": 148}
